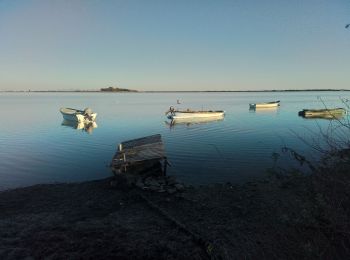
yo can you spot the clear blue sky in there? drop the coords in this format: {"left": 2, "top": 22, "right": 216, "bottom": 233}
{"left": 0, "top": 0, "right": 349, "bottom": 91}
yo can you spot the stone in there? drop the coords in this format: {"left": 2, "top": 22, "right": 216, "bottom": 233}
{"left": 174, "top": 183, "right": 185, "bottom": 191}
{"left": 110, "top": 180, "right": 118, "bottom": 188}
{"left": 157, "top": 179, "right": 166, "bottom": 185}
{"left": 135, "top": 179, "right": 144, "bottom": 189}
{"left": 144, "top": 177, "right": 153, "bottom": 186}
{"left": 149, "top": 185, "right": 160, "bottom": 192}
{"left": 149, "top": 179, "right": 161, "bottom": 187}
{"left": 125, "top": 174, "right": 137, "bottom": 186}
{"left": 166, "top": 176, "right": 177, "bottom": 185}
{"left": 167, "top": 188, "right": 177, "bottom": 194}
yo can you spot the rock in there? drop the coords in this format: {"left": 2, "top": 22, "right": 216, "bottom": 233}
{"left": 125, "top": 174, "right": 137, "bottom": 186}
{"left": 167, "top": 188, "right": 177, "bottom": 194}
{"left": 174, "top": 183, "right": 185, "bottom": 191}
{"left": 135, "top": 179, "right": 144, "bottom": 189}
{"left": 157, "top": 179, "right": 166, "bottom": 185}
{"left": 110, "top": 180, "right": 118, "bottom": 188}
{"left": 149, "top": 179, "right": 161, "bottom": 187}
{"left": 144, "top": 177, "right": 153, "bottom": 186}
{"left": 149, "top": 185, "right": 160, "bottom": 192}
{"left": 166, "top": 176, "right": 177, "bottom": 185}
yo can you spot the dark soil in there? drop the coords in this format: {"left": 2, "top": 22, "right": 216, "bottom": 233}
{"left": 1, "top": 170, "right": 350, "bottom": 259}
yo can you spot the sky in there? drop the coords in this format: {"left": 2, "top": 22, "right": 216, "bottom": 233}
{"left": 0, "top": 0, "right": 349, "bottom": 91}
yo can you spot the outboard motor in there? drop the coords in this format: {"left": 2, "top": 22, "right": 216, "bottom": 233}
{"left": 84, "top": 108, "right": 93, "bottom": 115}
{"left": 83, "top": 108, "right": 93, "bottom": 121}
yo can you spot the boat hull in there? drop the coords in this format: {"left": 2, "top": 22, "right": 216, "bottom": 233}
{"left": 249, "top": 101, "right": 280, "bottom": 109}
{"left": 168, "top": 111, "right": 225, "bottom": 120}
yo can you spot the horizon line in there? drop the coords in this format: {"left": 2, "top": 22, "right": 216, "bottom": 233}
{"left": 1, "top": 88, "right": 350, "bottom": 93}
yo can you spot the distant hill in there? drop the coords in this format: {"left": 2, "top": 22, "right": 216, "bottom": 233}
{"left": 100, "top": 87, "right": 137, "bottom": 92}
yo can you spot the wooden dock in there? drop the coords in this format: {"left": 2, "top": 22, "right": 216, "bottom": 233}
{"left": 111, "top": 134, "right": 168, "bottom": 175}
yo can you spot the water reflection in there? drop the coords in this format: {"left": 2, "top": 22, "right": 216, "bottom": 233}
{"left": 165, "top": 116, "right": 224, "bottom": 129}
{"left": 61, "top": 120, "right": 98, "bottom": 134}
{"left": 2, "top": 91, "right": 349, "bottom": 190}
{"left": 249, "top": 107, "right": 279, "bottom": 114}
{"left": 298, "top": 114, "right": 344, "bottom": 120}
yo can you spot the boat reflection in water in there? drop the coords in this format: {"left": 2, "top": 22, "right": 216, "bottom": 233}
{"left": 249, "top": 106, "right": 279, "bottom": 114}
{"left": 61, "top": 119, "right": 98, "bottom": 134}
{"left": 165, "top": 115, "right": 224, "bottom": 129}
{"left": 298, "top": 113, "right": 345, "bottom": 120}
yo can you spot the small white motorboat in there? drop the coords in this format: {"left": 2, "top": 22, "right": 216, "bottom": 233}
{"left": 249, "top": 100, "right": 280, "bottom": 109}
{"left": 165, "top": 107, "right": 225, "bottom": 120}
{"left": 60, "top": 107, "right": 97, "bottom": 122}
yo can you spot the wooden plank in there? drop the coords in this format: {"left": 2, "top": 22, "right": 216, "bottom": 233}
{"left": 113, "top": 143, "right": 165, "bottom": 163}
{"left": 121, "top": 134, "right": 162, "bottom": 149}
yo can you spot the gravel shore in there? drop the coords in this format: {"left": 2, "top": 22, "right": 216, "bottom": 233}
{"left": 1, "top": 170, "right": 350, "bottom": 259}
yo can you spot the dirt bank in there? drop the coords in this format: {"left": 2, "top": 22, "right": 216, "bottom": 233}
{"left": 1, "top": 170, "right": 350, "bottom": 259}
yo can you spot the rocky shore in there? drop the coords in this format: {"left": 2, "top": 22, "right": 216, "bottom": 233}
{"left": 1, "top": 167, "right": 350, "bottom": 259}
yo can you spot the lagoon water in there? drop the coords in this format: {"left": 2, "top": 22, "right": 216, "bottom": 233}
{"left": 0, "top": 91, "right": 348, "bottom": 190}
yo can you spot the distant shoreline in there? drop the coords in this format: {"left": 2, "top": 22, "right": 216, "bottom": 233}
{"left": 1, "top": 89, "right": 350, "bottom": 93}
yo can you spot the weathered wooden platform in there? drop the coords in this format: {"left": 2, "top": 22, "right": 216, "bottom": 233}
{"left": 111, "top": 134, "right": 168, "bottom": 175}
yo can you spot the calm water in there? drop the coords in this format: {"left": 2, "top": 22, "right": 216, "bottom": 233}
{"left": 0, "top": 91, "right": 348, "bottom": 190}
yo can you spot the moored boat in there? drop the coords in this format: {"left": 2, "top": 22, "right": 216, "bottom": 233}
{"left": 165, "top": 107, "right": 225, "bottom": 120}
{"left": 60, "top": 107, "right": 97, "bottom": 122}
{"left": 249, "top": 100, "right": 280, "bottom": 109}
{"left": 298, "top": 108, "right": 346, "bottom": 119}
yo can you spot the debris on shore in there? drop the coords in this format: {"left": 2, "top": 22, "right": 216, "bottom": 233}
{"left": 110, "top": 173, "right": 185, "bottom": 194}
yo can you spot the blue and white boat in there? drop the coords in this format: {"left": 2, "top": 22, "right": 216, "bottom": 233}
{"left": 60, "top": 108, "right": 97, "bottom": 122}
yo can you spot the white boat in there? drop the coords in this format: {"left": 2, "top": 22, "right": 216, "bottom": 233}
{"left": 249, "top": 100, "right": 280, "bottom": 109}
{"left": 60, "top": 108, "right": 97, "bottom": 122}
{"left": 165, "top": 107, "right": 225, "bottom": 120}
